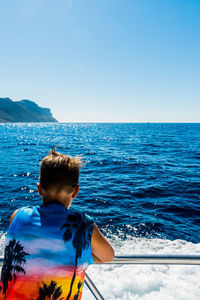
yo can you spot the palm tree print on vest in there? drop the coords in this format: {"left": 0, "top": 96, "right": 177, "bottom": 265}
{"left": 0, "top": 238, "right": 30, "bottom": 299}
{"left": 37, "top": 280, "right": 64, "bottom": 300}
{"left": 73, "top": 281, "right": 83, "bottom": 300}
{"left": 60, "top": 212, "right": 93, "bottom": 300}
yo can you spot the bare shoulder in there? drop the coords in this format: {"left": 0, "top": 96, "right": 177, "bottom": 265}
{"left": 91, "top": 222, "right": 115, "bottom": 263}
{"left": 9, "top": 209, "right": 20, "bottom": 226}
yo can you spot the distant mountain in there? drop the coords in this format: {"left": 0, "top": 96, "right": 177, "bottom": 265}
{"left": 0, "top": 97, "right": 58, "bottom": 122}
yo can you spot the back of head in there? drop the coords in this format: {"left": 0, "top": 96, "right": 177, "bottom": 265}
{"left": 39, "top": 148, "right": 83, "bottom": 197}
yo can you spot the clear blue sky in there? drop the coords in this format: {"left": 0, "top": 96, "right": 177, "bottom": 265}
{"left": 0, "top": 0, "right": 199, "bottom": 122}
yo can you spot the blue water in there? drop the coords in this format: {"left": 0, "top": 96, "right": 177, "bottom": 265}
{"left": 0, "top": 123, "right": 200, "bottom": 244}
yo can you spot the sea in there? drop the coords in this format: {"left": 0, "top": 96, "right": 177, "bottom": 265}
{"left": 0, "top": 123, "right": 200, "bottom": 299}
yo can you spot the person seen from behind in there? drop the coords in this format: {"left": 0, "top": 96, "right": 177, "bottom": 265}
{"left": 0, "top": 147, "right": 115, "bottom": 300}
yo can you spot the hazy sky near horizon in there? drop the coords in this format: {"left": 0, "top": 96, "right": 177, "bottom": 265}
{"left": 0, "top": 0, "right": 199, "bottom": 122}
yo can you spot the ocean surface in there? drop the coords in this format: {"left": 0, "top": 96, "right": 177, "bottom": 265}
{"left": 0, "top": 123, "right": 200, "bottom": 299}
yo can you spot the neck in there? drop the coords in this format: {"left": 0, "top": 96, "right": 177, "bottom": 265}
{"left": 42, "top": 198, "right": 71, "bottom": 209}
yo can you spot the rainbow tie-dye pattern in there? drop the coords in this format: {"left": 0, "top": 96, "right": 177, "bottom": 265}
{"left": 0, "top": 200, "right": 94, "bottom": 300}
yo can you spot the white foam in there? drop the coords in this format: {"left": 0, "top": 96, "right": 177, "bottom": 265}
{"left": 82, "top": 235, "right": 200, "bottom": 300}
{"left": 0, "top": 232, "right": 6, "bottom": 255}
{"left": 1, "top": 232, "right": 200, "bottom": 299}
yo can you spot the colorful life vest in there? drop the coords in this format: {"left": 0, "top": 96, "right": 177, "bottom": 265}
{"left": 0, "top": 200, "right": 94, "bottom": 300}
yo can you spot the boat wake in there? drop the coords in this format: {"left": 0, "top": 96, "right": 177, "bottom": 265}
{"left": 1, "top": 231, "right": 200, "bottom": 299}
{"left": 83, "top": 233, "right": 200, "bottom": 300}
